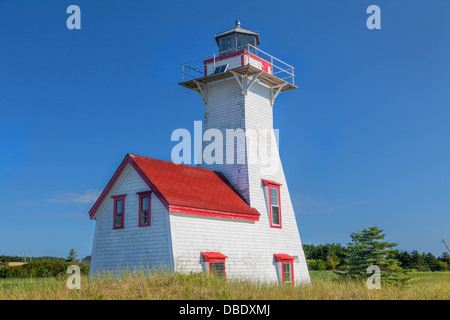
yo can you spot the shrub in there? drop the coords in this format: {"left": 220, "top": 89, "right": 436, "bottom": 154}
{"left": 0, "top": 260, "right": 89, "bottom": 278}
{"left": 435, "top": 261, "right": 448, "bottom": 271}
{"left": 307, "top": 259, "right": 327, "bottom": 271}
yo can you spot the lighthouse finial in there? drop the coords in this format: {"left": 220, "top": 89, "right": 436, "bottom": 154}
{"left": 235, "top": 19, "right": 241, "bottom": 28}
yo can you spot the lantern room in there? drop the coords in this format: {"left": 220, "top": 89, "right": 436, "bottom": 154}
{"left": 215, "top": 20, "right": 260, "bottom": 53}
{"left": 179, "top": 21, "right": 298, "bottom": 105}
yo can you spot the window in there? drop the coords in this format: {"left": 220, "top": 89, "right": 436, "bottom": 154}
{"left": 270, "top": 186, "right": 280, "bottom": 226}
{"left": 210, "top": 262, "right": 225, "bottom": 278}
{"left": 201, "top": 252, "right": 228, "bottom": 278}
{"left": 112, "top": 194, "right": 126, "bottom": 229}
{"left": 137, "top": 191, "right": 152, "bottom": 227}
{"left": 262, "top": 179, "right": 282, "bottom": 228}
{"left": 283, "top": 262, "right": 292, "bottom": 284}
{"left": 213, "top": 64, "right": 228, "bottom": 74}
{"left": 274, "top": 254, "right": 294, "bottom": 285}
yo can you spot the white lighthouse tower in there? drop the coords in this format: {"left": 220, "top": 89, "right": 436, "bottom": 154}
{"left": 179, "top": 21, "right": 311, "bottom": 284}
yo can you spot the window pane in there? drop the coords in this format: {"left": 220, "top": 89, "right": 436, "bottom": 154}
{"left": 283, "top": 262, "right": 291, "bottom": 283}
{"left": 115, "top": 214, "right": 122, "bottom": 227}
{"left": 210, "top": 262, "right": 225, "bottom": 278}
{"left": 270, "top": 187, "right": 278, "bottom": 206}
{"left": 272, "top": 206, "right": 280, "bottom": 225}
{"left": 141, "top": 211, "right": 148, "bottom": 225}
{"left": 142, "top": 197, "right": 149, "bottom": 211}
{"left": 116, "top": 200, "right": 123, "bottom": 213}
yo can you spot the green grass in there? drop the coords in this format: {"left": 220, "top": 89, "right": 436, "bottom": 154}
{"left": 309, "top": 270, "right": 341, "bottom": 281}
{"left": 0, "top": 271, "right": 449, "bottom": 300}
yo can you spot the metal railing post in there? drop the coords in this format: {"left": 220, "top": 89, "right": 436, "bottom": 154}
{"left": 271, "top": 56, "right": 273, "bottom": 75}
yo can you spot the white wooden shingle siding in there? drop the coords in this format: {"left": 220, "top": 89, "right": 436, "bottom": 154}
{"left": 200, "top": 78, "right": 250, "bottom": 203}
{"left": 89, "top": 164, "right": 173, "bottom": 275}
{"left": 248, "top": 56, "right": 262, "bottom": 70}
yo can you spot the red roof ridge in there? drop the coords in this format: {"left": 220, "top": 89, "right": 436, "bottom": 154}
{"left": 128, "top": 153, "right": 222, "bottom": 173}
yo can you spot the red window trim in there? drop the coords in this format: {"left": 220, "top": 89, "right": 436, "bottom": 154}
{"left": 262, "top": 179, "right": 282, "bottom": 228}
{"left": 201, "top": 252, "right": 228, "bottom": 278}
{"left": 112, "top": 194, "right": 127, "bottom": 229}
{"left": 137, "top": 191, "right": 152, "bottom": 227}
{"left": 274, "top": 254, "right": 294, "bottom": 285}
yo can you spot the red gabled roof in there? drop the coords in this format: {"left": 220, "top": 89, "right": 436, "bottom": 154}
{"left": 89, "top": 154, "right": 260, "bottom": 221}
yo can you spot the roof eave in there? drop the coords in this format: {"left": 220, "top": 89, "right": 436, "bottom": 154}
{"left": 169, "top": 204, "right": 260, "bottom": 221}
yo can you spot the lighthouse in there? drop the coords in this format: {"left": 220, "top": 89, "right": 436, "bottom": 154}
{"left": 88, "top": 21, "right": 309, "bottom": 285}
{"left": 179, "top": 21, "right": 310, "bottom": 284}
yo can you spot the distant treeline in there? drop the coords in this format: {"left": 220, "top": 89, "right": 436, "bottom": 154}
{"left": 0, "top": 255, "right": 66, "bottom": 264}
{"left": 303, "top": 243, "right": 450, "bottom": 271}
{"left": 0, "top": 259, "right": 89, "bottom": 278}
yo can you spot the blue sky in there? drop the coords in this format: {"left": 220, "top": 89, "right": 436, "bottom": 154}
{"left": 1, "top": 0, "right": 449, "bottom": 259}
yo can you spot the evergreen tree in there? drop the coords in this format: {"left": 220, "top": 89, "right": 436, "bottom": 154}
{"left": 345, "top": 226, "right": 399, "bottom": 278}
{"left": 398, "top": 250, "right": 411, "bottom": 269}
{"left": 435, "top": 260, "right": 447, "bottom": 271}
{"left": 66, "top": 248, "right": 77, "bottom": 262}
{"left": 303, "top": 244, "right": 315, "bottom": 260}
{"left": 433, "top": 254, "right": 448, "bottom": 271}
{"left": 424, "top": 252, "right": 437, "bottom": 271}
{"left": 438, "top": 252, "right": 450, "bottom": 265}
{"left": 410, "top": 250, "right": 427, "bottom": 271}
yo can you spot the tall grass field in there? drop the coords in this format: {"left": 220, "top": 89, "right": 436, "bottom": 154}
{"left": 0, "top": 270, "right": 449, "bottom": 300}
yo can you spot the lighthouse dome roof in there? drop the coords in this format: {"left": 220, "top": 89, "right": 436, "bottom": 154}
{"left": 214, "top": 20, "right": 260, "bottom": 46}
